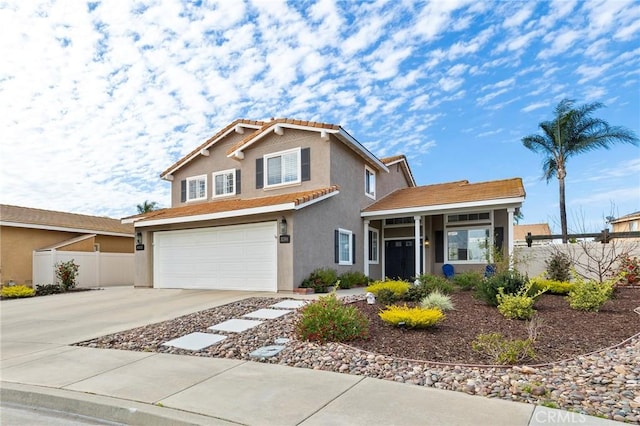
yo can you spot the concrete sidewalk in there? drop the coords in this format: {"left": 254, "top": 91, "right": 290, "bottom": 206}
{"left": 1, "top": 287, "right": 617, "bottom": 425}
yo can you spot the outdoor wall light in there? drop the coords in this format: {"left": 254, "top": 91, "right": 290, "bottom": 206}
{"left": 136, "top": 232, "right": 143, "bottom": 245}
{"left": 280, "top": 217, "right": 288, "bottom": 235}
{"left": 424, "top": 237, "right": 430, "bottom": 247}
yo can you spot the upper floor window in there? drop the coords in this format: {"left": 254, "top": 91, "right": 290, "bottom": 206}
{"left": 213, "top": 169, "right": 235, "bottom": 197}
{"left": 265, "top": 148, "right": 301, "bottom": 188}
{"left": 187, "top": 175, "right": 206, "bottom": 201}
{"left": 365, "top": 166, "right": 376, "bottom": 199}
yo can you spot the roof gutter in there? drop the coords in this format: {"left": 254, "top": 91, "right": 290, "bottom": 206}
{"left": 361, "top": 196, "right": 525, "bottom": 218}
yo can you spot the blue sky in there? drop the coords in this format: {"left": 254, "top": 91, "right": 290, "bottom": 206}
{"left": 1, "top": 0, "right": 639, "bottom": 233}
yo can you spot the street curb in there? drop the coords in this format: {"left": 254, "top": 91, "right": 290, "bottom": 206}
{"left": 0, "top": 382, "right": 237, "bottom": 426}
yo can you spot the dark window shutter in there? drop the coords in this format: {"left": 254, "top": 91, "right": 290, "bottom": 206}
{"left": 334, "top": 230, "right": 339, "bottom": 263}
{"left": 235, "top": 169, "right": 241, "bottom": 195}
{"left": 301, "top": 147, "right": 311, "bottom": 181}
{"left": 494, "top": 227, "right": 504, "bottom": 254}
{"left": 368, "top": 230, "right": 372, "bottom": 261}
{"left": 180, "top": 179, "right": 187, "bottom": 202}
{"left": 352, "top": 233, "right": 356, "bottom": 264}
{"left": 256, "top": 158, "right": 263, "bottom": 189}
{"left": 435, "top": 230, "right": 444, "bottom": 263}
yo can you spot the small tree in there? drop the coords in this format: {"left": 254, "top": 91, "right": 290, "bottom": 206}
{"left": 136, "top": 200, "right": 159, "bottom": 214}
{"left": 55, "top": 260, "right": 79, "bottom": 291}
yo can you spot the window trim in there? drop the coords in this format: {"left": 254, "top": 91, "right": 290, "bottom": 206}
{"left": 444, "top": 225, "right": 491, "bottom": 264}
{"left": 364, "top": 166, "right": 376, "bottom": 199}
{"left": 186, "top": 174, "right": 207, "bottom": 202}
{"left": 212, "top": 168, "right": 236, "bottom": 198}
{"left": 264, "top": 147, "right": 301, "bottom": 189}
{"left": 338, "top": 228, "right": 353, "bottom": 265}
{"left": 368, "top": 228, "right": 379, "bottom": 264}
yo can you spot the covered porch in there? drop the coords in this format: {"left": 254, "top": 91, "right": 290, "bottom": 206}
{"left": 360, "top": 179, "right": 525, "bottom": 281}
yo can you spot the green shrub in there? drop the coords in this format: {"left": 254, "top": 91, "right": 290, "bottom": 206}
{"left": 295, "top": 292, "right": 369, "bottom": 342}
{"left": 365, "top": 280, "right": 410, "bottom": 298}
{"left": 529, "top": 277, "right": 574, "bottom": 295}
{"left": 474, "top": 270, "right": 527, "bottom": 306}
{"left": 375, "top": 288, "right": 398, "bottom": 306}
{"left": 567, "top": 277, "right": 614, "bottom": 312}
{"left": 471, "top": 333, "right": 536, "bottom": 365}
{"left": 405, "top": 274, "right": 454, "bottom": 301}
{"left": 496, "top": 282, "right": 546, "bottom": 320}
{"left": 545, "top": 251, "right": 572, "bottom": 282}
{"left": 338, "top": 271, "right": 369, "bottom": 289}
{"left": 378, "top": 305, "right": 444, "bottom": 328}
{"left": 300, "top": 268, "right": 338, "bottom": 293}
{"left": 452, "top": 271, "right": 484, "bottom": 291}
{"left": 55, "top": 259, "right": 79, "bottom": 291}
{"left": 35, "top": 284, "right": 63, "bottom": 296}
{"left": 420, "top": 290, "right": 454, "bottom": 311}
{"left": 1, "top": 285, "right": 35, "bottom": 299}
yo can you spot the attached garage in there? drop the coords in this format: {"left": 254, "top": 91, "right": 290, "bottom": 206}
{"left": 153, "top": 221, "right": 277, "bottom": 291}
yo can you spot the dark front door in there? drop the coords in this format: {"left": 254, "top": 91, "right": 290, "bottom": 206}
{"left": 385, "top": 239, "right": 422, "bottom": 281}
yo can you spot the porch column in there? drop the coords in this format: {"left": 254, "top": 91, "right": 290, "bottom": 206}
{"left": 363, "top": 220, "right": 370, "bottom": 277}
{"left": 507, "top": 207, "right": 515, "bottom": 269}
{"left": 414, "top": 216, "right": 421, "bottom": 282}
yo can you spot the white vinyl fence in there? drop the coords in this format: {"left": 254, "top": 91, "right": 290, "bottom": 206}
{"left": 33, "top": 250, "right": 134, "bottom": 288}
{"left": 514, "top": 241, "right": 640, "bottom": 280}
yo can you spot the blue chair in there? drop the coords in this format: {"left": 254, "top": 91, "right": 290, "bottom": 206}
{"left": 485, "top": 264, "right": 496, "bottom": 278}
{"left": 442, "top": 264, "right": 454, "bottom": 279}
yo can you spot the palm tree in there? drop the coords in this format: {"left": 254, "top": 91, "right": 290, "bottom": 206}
{"left": 522, "top": 99, "right": 638, "bottom": 243}
{"left": 136, "top": 200, "right": 159, "bottom": 214}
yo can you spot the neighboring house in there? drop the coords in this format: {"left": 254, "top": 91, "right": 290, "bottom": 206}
{"left": 514, "top": 223, "right": 552, "bottom": 246}
{"left": 0, "top": 204, "right": 134, "bottom": 286}
{"left": 610, "top": 211, "right": 640, "bottom": 233}
{"left": 127, "top": 118, "right": 525, "bottom": 292}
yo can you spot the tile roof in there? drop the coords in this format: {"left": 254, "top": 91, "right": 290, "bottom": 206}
{"left": 160, "top": 119, "right": 265, "bottom": 178}
{"left": 380, "top": 154, "right": 416, "bottom": 187}
{"left": 0, "top": 204, "right": 134, "bottom": 235}
{"left": 226, "top": 118, "right": 341, "bottom": 156}
{"left": 514, "top": 223, "right": 552, "bottom": 241}
{"left": 610, "top": 211, "right": 640, "bottom": 223}
{"left": 134, "top": 186, "right": 340, "bottom": 223}
{"left": 362, "top": 178, "right": 525, "bottom": 213}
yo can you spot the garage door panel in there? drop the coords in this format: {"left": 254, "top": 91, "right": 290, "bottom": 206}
{"left": 153, "top": 222, "right": 277, "bottom": 291}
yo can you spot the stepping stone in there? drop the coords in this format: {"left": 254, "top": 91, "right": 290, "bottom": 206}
{"left": 270, "top": 300, "right": 307, "bottom": 309}
{"left": 249, "top": 345, "right": 285, "bottom": 359}
{"left": 274, "top": 337, "right": 290, "bottom": 345}
{"left": 243, "top": 309, "right": 293, "bottom": 319}
{"left": 161, "top": 332, "right": 226, "bottom": 351}
{"left": 209, "top": 319, "right": 263, "bottom": 333}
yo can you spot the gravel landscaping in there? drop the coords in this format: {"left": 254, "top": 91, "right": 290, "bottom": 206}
{"left": 77, "top": 288, "right": 640, "bottom": 423}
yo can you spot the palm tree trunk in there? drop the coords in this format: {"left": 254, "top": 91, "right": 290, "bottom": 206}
{"left": 558, "top": 174, "right": 568, "bottom": 243}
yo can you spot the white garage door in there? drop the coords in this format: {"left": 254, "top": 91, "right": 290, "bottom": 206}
{"left": 153, "top": 222, "right": 277, "bottom": 291}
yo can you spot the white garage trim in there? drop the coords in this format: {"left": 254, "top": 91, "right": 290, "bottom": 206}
{"left": 153, "top": 221, "right": 277, "bottom": 292}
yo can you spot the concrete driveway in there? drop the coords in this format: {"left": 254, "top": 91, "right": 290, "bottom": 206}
{"left": 1, "top": 286, "right": 267, "bottom": 360}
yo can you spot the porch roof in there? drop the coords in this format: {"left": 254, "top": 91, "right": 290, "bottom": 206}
{"left": 361, "top": 178, "right": 525, "bottom": 218}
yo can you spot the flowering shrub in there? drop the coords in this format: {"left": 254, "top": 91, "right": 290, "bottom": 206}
{"left": 1, "top": 285, "right": 35, "bottom": 299}
{"left": 365, "top": 280, "right": 410, "bottom": 298}
{"left": 55, "top": 260, "right": 79, "bottom": 291}
{"left": 295, "top": 292, "right": 369, "bottom": 342}
{"left": 378, "top": 305, "right": 444, "bottom": 328}
{"left": 617, "top": 256, "right": 639, "bottom": 285}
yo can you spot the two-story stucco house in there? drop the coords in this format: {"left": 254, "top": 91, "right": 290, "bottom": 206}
{"left": 127, "top": 118, "right": 525, "bottom": 292}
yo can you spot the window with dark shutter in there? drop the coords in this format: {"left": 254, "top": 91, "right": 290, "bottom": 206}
{"left": 180, "top": 179, "right": 186, "bottom": 202}
{"left": 236, "top": 169, "right": 241, "bottom": 194}
{"left": 301, "top": 147, "right": 310, "bottom": 181}
{"left": 256, "top": 158, "right": 264, "bottom": 189}
{"left": 334, "top": 229, "right": 339, "bottom": 263}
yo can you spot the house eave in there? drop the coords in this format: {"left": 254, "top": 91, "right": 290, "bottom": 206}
{"left": 0, "top": 221, "right": 133, "bottom": 237}
{"left": 134, "top": 203, "right": 296, "bottom": 228}
{"left": 361, "top": 197, "right": 525, "bottom": 218}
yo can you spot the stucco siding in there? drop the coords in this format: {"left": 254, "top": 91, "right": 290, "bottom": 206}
{"left": 377, "top": 161, "right": 412, "bottom": 198}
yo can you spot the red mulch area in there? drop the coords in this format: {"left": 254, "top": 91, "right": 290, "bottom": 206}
{"left": 348, "top": 287, "right": 640, "bottom": 365}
